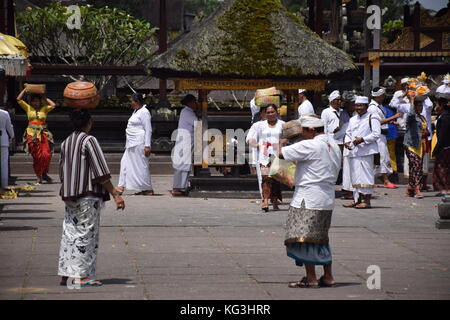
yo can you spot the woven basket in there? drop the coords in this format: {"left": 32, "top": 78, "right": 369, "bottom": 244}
{"left": 255, "top": 87, "right": 282, "bottom": 108}
{"left": 25, "top": 83, "right": 46, "bottom": 95}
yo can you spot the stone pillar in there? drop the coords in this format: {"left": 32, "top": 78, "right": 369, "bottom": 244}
{"left": 436, "top": 197, "right": 450, "bottom": 229}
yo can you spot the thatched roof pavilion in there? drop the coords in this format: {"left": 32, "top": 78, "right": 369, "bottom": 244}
{"left": 150, "top": 0, "right": 356, "bottom": 84}
{"left": 150, "top": 0, "right": 356, "bottom": 175}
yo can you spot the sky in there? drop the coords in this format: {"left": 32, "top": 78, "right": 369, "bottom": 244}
{"left": 416, "top": 0, "right": 448, "bottom": 11}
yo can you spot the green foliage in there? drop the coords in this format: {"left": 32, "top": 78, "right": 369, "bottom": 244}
{"left": 85, "top": 0, "right": 148, "bottom": 20}
{"left": 382, "top": 19, "right": 404, "bottom": 37}
{"left": 16, "top": 2, "right": 158, "bottom": 90}
{"left": 381, "top": 0, "right": 412, "bottom": 23}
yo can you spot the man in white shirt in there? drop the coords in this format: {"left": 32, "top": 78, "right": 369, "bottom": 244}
{"left": 368, "top": 87, "right": 401, "bottom": 188}
{"left": 343, "top": 96, "right": 381, "bottom": 209}
{"left": 297, "top": 89, "right": 315, "bottom": 117}
{"left": 321, "top": 90, "right": 346, "bottom": 146}
{"left": 0, "top": 108, "right": 14, "bottom": 189}
{"left": 171, "top": 94, "right": 199, "bottom": 196}
{"left": 280, "top": 115, "right": 341, "bottom": 288}
{"left": 340, "top": 92, "right": 357, "bottom": 199}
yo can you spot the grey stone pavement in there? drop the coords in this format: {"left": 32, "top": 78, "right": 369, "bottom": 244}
{"left": 1, "top": 174, "right": 450, "bottom": 300}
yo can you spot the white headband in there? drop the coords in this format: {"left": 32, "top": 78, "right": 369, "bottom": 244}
{"left": 371, "top": 87, "right": 386, "bottom": 97}
{"left": 300, "top": 115, "right": 324, "bottom": 128}
{"left": 298, "top": 89, "right": 306, "bottom": 94}
{"left": 328, "top": 90, "right": 340, "bottom": 102}
{"left": 355, "top": 96, "right": 369, "bottom": 104}
{"left": 401, "top": 78, "right": 409, "bottom": 84}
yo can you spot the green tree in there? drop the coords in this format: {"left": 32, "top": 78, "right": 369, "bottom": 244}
{"left": 16, "top": 2, "right": 158, "bottom": 90}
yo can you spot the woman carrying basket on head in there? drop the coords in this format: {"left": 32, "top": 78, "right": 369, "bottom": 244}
{"left": 17, "top": 87, "right": 56, "bottom": 184}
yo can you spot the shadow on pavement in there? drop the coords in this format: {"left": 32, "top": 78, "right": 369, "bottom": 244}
{"left": 0, "top": 216, "right": 54, "bottom": 220}
{"left": 0, "top": 226, "right": 38, "bottom": 231}
{"left": 99, "top": 278, "right": 136, "bottom": 285}
{"left": 1, "top": 209, "right": 56, "bottom": 214}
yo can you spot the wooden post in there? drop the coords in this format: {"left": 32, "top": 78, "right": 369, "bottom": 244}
{"left": 199, "top": 89, "right": 209, "bottom": 171}
{"left": 315, "top": 0, "right": 323, "bottom": 37}
{"left": 293, "top": 90, "right": 299, "bottom": 118}
{"left": 308, "top": 0, "right": 315, "bottom": 31}
{"left": 364, "top": 57, "right": 371, "bottom": 96}
{"left": 413, "top": 1, "right": 420, "bottom": 51}
{"left": 372, "top": 56, "right": 380, "bottom": 89}
{"left": 159, "top": 0, "right": 168, "bottom": 101}
{"left": 285, "top": 91, "right": 292, "bottom": 121}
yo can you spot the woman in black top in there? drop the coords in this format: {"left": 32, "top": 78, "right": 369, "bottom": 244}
{"left": 433, "top": 97, "right": 450, "bottom": 196}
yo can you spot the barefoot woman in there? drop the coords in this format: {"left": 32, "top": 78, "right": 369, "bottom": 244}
{"left": 17, "top": 87, "right": 56, "bottom": 184}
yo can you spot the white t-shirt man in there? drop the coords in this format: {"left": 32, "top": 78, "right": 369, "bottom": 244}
{"left": 281, "top": 134, "right": 342, "bottom": 210}
{"left": 298, "top": 99, "right": 315, "bottom": 117}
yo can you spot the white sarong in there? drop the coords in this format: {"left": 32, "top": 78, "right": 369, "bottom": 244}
{"left": 58, "top": 197, "right": 103, "bottom": 278}
{"left": 374, "top": 135, "right": 393, "bottom": 175}
{"left": 173, "top": 169, "right": 189, "bottom": 190}
{"left": 118, "top": 144, "right": 153, "bottom": 191}
{"left": 349, "top": 154, "right": 375, "bottom": 202}
{"left": 342, "top": 155, "right": 354, "bottom": 192}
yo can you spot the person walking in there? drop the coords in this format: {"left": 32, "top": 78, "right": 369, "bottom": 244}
{"left": 343, "top": 96, "right": 381, "bottom": 209}
{"left": 0, "top": 107, "right": 14, "bottom": 189}
{"left": 403, "top": 96, "right": 429, "bottom": 198}
{"left": 116, "top": 93, "right": 154, "bottom": 195}
{"left": 280, "top": 115, "right": 341, "bottom": 288}
{"left": 369, "top": 87, "right": 401, "bottom": 189}
{"left": 432, "top": 97, "right": 450, "bottom": 196}
{"left": 249, "top": 104, "right": 285, "bottom": 212}
{"left": 383, "top": 103, "right": 400, "bottom": 182}
{"left": 17, "top": 88, "right": 56, "bottom": 184}
{"left": 171, "top": 94, "right": 199, "bottom": 196}
{"left": 58, "top": 110, "right": 125, "bottom": 287}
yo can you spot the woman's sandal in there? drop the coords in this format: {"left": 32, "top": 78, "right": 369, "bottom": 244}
{"left": 79, "top": 279, "right": 103, "bottom": 287}
{"left": 343, "top": 201, "right": 358, "bottom": 208}
{"left": 355, "top": 203, "right": 371, "bottom": 209}
{"left": 288, "top": 277, "right": 319, "bottom": 288}
{"left": 318, "top": 276, "right": 336, "bottom": 287}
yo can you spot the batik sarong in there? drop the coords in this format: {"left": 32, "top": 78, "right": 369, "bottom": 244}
{"left": 284, "top": 201, "right": 332, "bottom": 266}
{"left": 433, "top": 148, "right": 450, "bottom": 191}
{"left": 405, "top": 147, "right": 423, "bottom": 188}
{"left": 58, "top": 197, "right": 103, "bottom": 278}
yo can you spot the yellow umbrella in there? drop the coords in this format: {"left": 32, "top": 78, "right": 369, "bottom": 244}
{"left": 0, "top": 35, "right": 20, "bottom": 55}
{"left": 0, "top": 33, "right": 28, "bottom": 57}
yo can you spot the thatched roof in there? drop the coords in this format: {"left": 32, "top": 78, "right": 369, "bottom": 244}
{"left": 150, "top": 0, "right": 356, "bottom": 80}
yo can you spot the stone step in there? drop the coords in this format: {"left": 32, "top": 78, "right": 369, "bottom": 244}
{"left": 10, "top": 152, "right": 174, "bottom": 175}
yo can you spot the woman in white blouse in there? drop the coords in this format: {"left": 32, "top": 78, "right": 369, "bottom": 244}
{"left": 116, "top": 93, "right": 154, "bottom": 195}
{"left": 249, "top": 104, "right": 285, "bottom": 211}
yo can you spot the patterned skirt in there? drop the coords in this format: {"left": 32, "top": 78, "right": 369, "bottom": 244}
{"left": 58, "top": 197, "right": 103, "bottom": 278}
{"left": 433, "top": 148, "right": 450, "bottom": 191}
{"left": 284, "top": 202, "right": 333, "bottom": 266}
{"left": 260, "top": 164, "right": 282, "bottom": 201}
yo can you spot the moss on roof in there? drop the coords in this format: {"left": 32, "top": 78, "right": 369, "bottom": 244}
{"left": 150, "top": 0, "right": 356, "bottom": 79}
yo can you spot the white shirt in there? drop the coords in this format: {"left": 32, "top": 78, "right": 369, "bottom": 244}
{"left": 321, "top": 106, "right": 345, "bottom": 145}
{"left": 173, "top": 106, "right": 199, "bottom": 171}
{"left": 0, "top": 109, "right": 14, "bottom": 147}
{"left": 282, "top": 134, "right": 341, "bottom": 210}
{"left": 256, "top": 119, "right": 285, "bottom": 166}
{"left": 345, "top": 111, "right": 381, "bottom": 157}
{"left": 125, "top": 105, "right": 152, "bottom": 148}
{"left": 368, "top": 100, "right": 388, "bottom": 130}
{"left": 297, "top": 99, "right": 315, "bottom": 117}
{"left": 246, "top": 120, "right": 264, "bottom": 165}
